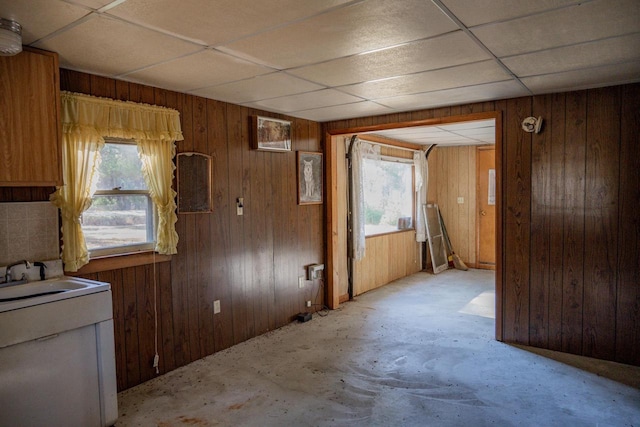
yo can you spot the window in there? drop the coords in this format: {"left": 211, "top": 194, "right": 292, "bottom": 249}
{"left": 81, "top": 141, "right": 156, "bottom": 256}
{"left": 362, "top": 157, "right": 414, "bottom": 236}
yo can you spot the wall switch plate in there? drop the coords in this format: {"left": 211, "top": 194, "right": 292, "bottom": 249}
{"left": 236, "top": 198, "right": 244, "bottom": 216}
{"left": 298, "top": 276, "right": 305, "bottom": 288}
{"left": 457, "top": 197, "right": 464, "bottom": 204}
{"left": 213, "top": 300, "right": 221, "bottom": 314}
{"left": 306, "top": 300, "right": 311, "bottom": 307}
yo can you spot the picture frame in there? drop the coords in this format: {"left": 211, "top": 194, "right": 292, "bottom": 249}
{"left": 297, "top": 151, "right": 323, "bottom": 205}
{"left": 177, "top": 152, "right": 213, "bottom": 214}
{"left": 251, "top": 115, "right": 292, "bottom": 152}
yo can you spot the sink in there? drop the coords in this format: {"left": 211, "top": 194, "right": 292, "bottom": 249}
{"left": 0, "top": 277, "right": 110, "bottom": 313}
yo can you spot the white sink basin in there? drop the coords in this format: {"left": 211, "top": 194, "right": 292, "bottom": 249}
{"left": 0, "top": 277, "right": 110, "bottom": 313}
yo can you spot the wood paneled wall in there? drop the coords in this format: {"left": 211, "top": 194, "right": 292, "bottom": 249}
{"left": 51, "top": 70, "right": 324, "bottom": 390}
{"left": 326, "top": 83, "right": 640, "bottom": 366}
{"left": 354, "top": 231, "right": 420, "bottom": 296}
{"left": 427, "top": 146, "right": 478, "bottom": 267}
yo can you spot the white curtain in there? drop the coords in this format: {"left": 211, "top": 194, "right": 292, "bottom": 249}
{"left": 348, "top": 137, "right": 381, "bottom": 260}
{"left": 349, "top": 137, "right": 365, "bottom": 260}
{"left": 413, "top": 149, "right": 428, "bottom": 242}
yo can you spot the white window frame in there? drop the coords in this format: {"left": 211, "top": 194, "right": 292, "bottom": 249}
{"left": 83, "top": 140, "right": 157, "bottom": 257}
{"left": 362, "top": 155, "right": 415, "bottom": 237}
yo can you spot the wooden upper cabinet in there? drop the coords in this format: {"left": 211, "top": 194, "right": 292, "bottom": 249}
{"left": 0, "top": 47, "right": 62, "bottom": 186}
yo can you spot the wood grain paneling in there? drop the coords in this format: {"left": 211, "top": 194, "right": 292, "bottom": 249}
{"left": 353, "top": 231, "right": 420, "bottom": 296}
{"left": 583, "top": 86, "right": 620, "bottom": 361}
{"left": 615, "top": 83, "right": 640, "bottom": 366}
{"left": 326, "top": 84, "right": 640, "bottom": 367}
{"left": 430, "top": 146, "right": 478, "bottom": 267}
{"left": 49, "top": 69, "right": 325, "bottom": 390}
{"left": 0, "top": 48, "right": 61, "bottom": 186}
{"left": 561, "top": 90, "right": 587, "bottom": 355}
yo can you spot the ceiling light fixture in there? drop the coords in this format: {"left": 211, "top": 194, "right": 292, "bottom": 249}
{"left": 0, "top": 18, "right": 22, "bottom": 56}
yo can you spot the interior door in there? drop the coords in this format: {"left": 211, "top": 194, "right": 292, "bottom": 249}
{"left": 477, "top": 147, "right": 496, "bottom": 269}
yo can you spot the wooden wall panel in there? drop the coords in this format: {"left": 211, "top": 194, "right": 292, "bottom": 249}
{"left": 503, "top": 97, "right": 532, "bottom": 344}
{"left": 615, "top": 84, "right": 640, "bottom": 366}
{"left": 430, "top": 146, "right": 478, "bottom": 267}
{"left": 353, "top": 231, "right": 420, "bottom": 296}
{"left": 561, "top": 90, "right": 587, "bottom": 355}
{"left": 326, "top": 84, "right": 640, "bottom": 367}
{"left": 50, "top": 69, "right": 326, "bottom": 390}
{"left": 583, "top": 86, "right": 620, "bottom": 361}
{"left": 529, "top": 94, "right": 552, "bottom": 348}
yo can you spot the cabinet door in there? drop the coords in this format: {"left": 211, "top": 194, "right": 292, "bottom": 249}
{"left": 0, "top": 48, "right": 62, "bottom": 186}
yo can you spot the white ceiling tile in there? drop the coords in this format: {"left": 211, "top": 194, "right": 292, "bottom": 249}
{"left": 33, "top": 14, "right": 202, "bottom": 75}
{"left": 246, "top": 89, "right": 363, "bottom": 113}
{"left": 472, "top": 0, "right": 640, "bottom": 57}
{"left": 522, "top": 60, "right": 640, "bottom": 93}
{"left": 340, "top": 60, "right": 511, "bottom": 99}
{"left": 290, "top": 101, "right": 395, "bottom": 122}
{"left": 107, "top": 0, "right": 352, "bottom": 46}
{"left": 191, "top": 72, "right": 324, "bottom": 105}
{"left": 441, "top": 0, "right": 583, "bottom": 27}
{"left": 69, "top": 0, "right": 114, "bottom": 8}
{"left": 366, "top": 120, "right": 496, "bottom": 146}
{"left": 503, "top": 33, "right": 640, "bottom": 78}
{"left": 0, "top": 0, "right": 89, "bottom": 44}
{"left": 378, "top": 81, "right": 529, "bottom": 111}
{"left": 220, "top": 0, "right": 457, "bottom": 69}
{"left": 124, "top": 50, "right": 273, "bottom": 92}
{"left": 441, "top": 119, "right": 495, "bottom": 131}
{"left": 288, "top": 31, "right": 490, "bottom": 87}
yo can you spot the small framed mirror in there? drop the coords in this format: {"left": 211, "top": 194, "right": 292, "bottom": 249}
{"left": 177, "top": 152, "right": 212, "bottom": 214}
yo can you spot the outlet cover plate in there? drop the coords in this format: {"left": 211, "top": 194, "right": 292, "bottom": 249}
{"left": 213, "top": 300, "right": 221, "bottom": 314}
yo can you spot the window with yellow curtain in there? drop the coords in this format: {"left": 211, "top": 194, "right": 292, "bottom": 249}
{"left": 51, "top": 92, "right": 184, "bottom": 272}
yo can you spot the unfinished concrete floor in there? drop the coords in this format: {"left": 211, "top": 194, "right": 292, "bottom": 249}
{"left": 116, "top": 269, "right": 640, "bottom": 426}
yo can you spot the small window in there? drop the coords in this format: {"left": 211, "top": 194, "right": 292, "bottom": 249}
{"left": 81, "top": 141, "right": 156, "bottom": 256}
{"left": 363, "top": 157, "right": 414, "bottom": 236}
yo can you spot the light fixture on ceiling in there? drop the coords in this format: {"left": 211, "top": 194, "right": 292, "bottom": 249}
{"left": 0, "top": 18, "right": 22, "bottom": 56}
{"left": 522, "top": 116, "right": 543, "bottom": 134}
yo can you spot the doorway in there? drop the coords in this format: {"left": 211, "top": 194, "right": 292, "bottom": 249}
{"left": 325, "top": 111, "right": 503, "bottom": 340}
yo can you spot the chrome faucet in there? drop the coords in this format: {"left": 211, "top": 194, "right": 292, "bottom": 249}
{"left": 4, "top": 260, "right": 30, "bottom": 283}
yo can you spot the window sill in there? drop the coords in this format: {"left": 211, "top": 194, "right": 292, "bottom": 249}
{"left": 365, "top": 228, "right": 415, "bottom": 239}
{"left": 67, "top": 251, "right": 172, "bottom": 275}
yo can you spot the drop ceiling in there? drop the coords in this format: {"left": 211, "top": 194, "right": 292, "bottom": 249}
{"left": 2, "top": 0, "right": 639, "bottom": 126}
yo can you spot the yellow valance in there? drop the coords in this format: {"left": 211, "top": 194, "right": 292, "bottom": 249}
{"left": 61, "top": 91, "right": 184, "bottom": 143}
{"left": 53, "top": 92, "right": 183, "bottom": 272}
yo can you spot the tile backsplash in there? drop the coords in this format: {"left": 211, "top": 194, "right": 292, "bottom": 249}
{"left": 0, "top": 201, "right": 60, "bottom": 266}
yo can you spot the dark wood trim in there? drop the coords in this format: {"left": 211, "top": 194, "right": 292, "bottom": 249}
{"left": 327, "top": 111, "right": 499, "bottom": 135}
{"left": 68, "top": 252, "right": 172, "bottom": 275}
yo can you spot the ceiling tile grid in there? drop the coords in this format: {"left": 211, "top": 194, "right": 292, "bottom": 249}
{"left": 1, "top": 0, "right": 639, "bottom": 126}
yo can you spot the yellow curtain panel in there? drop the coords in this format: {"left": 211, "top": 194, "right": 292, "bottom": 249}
{"left": 51, "top": 91, "right": 184, "bottom": 271}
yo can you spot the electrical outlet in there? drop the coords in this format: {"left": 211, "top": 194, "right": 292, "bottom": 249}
{"left": 457, "top": 197, "right": 464, "bottom": 204}
{"left": 213, "top": 300, "right": 221, "bottom": 314}
{"left": 298, "top": 276, "right": 305, "bottom": 289}
{"left": 306, "top": 300, "right": 311, "bottom": 308}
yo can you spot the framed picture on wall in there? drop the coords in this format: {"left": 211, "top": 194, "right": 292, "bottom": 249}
{"left": 297, "top": 151, "right": 323, "bottom": 205}
{"left": 251, "top": 115, "right": 292, "bottom": 152}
